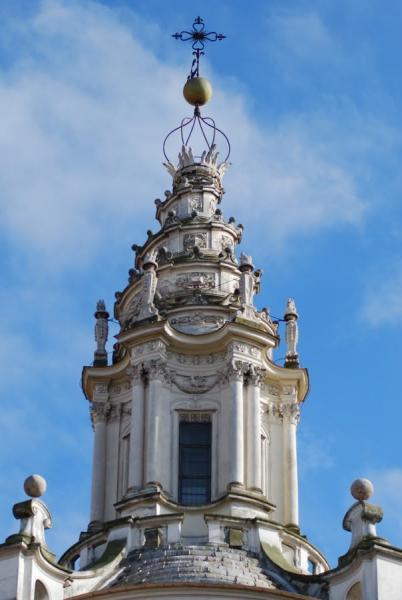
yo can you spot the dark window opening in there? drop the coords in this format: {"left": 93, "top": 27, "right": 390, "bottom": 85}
{"left": 307, "top": 558, "right": 317, "bottom": 575}
{"left": 179, "top": 421, "right": 211, "bottom": 506}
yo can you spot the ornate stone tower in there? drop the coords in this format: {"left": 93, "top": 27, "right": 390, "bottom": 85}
{"left": 4, "top": 17, "right": 402, "bottom": 600}
{"left": 71, "top": 16, "right": 328, "bottom": 577}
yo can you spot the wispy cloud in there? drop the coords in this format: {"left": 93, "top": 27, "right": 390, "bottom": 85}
{"left": 0, "top": 0, "right": 371, "bottom": 273}
{"left": 360, "top": 261, "right": 402, "bottom": 325}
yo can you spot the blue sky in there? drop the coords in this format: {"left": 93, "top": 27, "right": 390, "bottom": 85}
{"left": 1, "top": 0, "right": 402, "bottom": 566}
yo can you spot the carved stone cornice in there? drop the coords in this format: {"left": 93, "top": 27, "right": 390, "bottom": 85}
{"left": 166, "top": 350, "right": 225, "bottom": 366}
{"left": 226, "top": 342, "right": 261, "bottom": 359}
{"left": 93, "top": 382, "right": 108, "bottom": 400}
{"left": 134, "top": 340, "right": 167, "bottom": 356}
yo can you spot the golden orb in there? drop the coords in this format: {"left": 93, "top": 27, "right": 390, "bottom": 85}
{"left": 183, "top": 77, "right": 213, "bottom": 106}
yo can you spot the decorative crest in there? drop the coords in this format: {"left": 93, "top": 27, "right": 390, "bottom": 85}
{"left": 172, "top": 16, "right": 226, "bottom": 79}
{"left": 163, "top": 17, "right": 230, "bottom": 174}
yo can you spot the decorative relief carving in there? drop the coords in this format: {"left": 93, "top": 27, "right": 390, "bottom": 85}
{"left": 170, "top": 373, "right": 222, "bottom": 394}
{"left": 133, "top": 340, "right": 167, "bottom": 356}
{"left": 220, "top": 234, "right": 234, "bottom": 252}
{"left": 227, "top": 342, "right": 260, "bottom": 358}
{"left": 179, "top": 412, "right": 212, "bottom": 423}
{"left": 169, "top": 312, "right": 225, "bottom": 334}
{"left": 123, "top": 292, "right": 142, "bottom": 324}
{"left": 176, "top": 272, "right": 215, "bottom": 290}
{"left": 183, "top": 232, "right": 207, "bottom": 251}
{"left": 94, "top": 383, "right": 108, "bottom": 394}
{"left": 281, "top": 385, "right": 296, "bottom": 396}
{"left": 189, "top": 195, "right": 203, "bottom": 212}
{"left": 167, "top": 350, "right": 225, "bottom": 365}
{"left": 264, "top": 384, "right": 280, "bottom": 397}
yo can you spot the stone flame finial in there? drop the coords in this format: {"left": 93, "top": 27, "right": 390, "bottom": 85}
{"left": 284, "top": 298, "right": 299, "bottom": 369}
{"left": 94, "top": 299, "right": 109, "bottom": 367}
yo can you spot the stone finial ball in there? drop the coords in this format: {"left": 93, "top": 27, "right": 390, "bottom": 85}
{"left": 24, "top": 474, "right": 47, "bottom": 498}
{"left": 183, "top": 77, "right": 213, "bottom": 106}
{"left": 351, "top": 478, "right": 374, "bottom": 501}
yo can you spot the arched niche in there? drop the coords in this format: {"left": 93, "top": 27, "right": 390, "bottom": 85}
{"left": 346, "top": 581, "right": 362, "bottom": 600}
{"left": 34, "top": 580, "right": 49, "bottom": 600}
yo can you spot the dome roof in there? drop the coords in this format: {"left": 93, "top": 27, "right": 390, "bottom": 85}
{"left": 110, "top": 544, "right": 278, "bottom": 590}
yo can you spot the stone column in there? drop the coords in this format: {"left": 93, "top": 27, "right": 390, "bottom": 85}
{"left": 268, "top": 403, "right": 283, "bottom": 523}
{"left": 227, "top": 362, "right": 245, "bottom": 488}
{"left": 127, "top": 366, "right": 145, "bottom": 493}
{"left": 283, "top": 403, "right": 300, "bottom": 528}
{"left": 145, "top": 361, "right": 164, "bottom": 487}
{"left": 248, "top": 367, "right": 262, "bottom": 492}
{"left": 104, "top": 404, "right": 121, "bottom": 520}
{"left": 90, "top": 402, "right": 108, "bottom": 526}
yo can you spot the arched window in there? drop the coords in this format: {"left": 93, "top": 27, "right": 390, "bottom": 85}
{"left": 34, "top": 580, "right": 49, "bottom": 600}
{"left": 346, "top": 582, "right": 362, "bottom": 600}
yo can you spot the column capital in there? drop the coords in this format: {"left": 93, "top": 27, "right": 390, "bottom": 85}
{"left": 227, "top": 360, "right": 248, "bottom": 383}
{"left": 247, "top": 364, "right": 265, "bottom": 386}
{"left": 108, "top": 403, "right": 122, "bottom": 423}
{"left": 126, "top": 364, "right": 144, "bottom": 383}
{"left": 267, "top": 401, "right": 300, "bottom": 424}
{"left": 90, "top": 401, "right": 110, "bottom": 425}
{"left": 144, "top": 359, "right": 170, "bottom": 384}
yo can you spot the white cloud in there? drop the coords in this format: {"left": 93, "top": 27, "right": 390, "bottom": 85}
{"left": 0, "top": 0, "right": 369, "bottom": 273}
{"left": 360, "top": 261, "right": 402, "bottom": 325}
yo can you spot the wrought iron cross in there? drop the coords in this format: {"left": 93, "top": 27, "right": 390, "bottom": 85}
{"left": 172, "top": 16, "right": 226, "bottom": 79}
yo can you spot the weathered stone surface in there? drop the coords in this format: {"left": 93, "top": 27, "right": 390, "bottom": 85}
{"left": 110, "top": 544, "right": 277, "bottom": 589}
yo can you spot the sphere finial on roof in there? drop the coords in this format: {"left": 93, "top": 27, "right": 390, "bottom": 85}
{"left": 183, "top": 76, "right": 213, "bottom": 107}
{"left": 24, "top": 474, "right": 47, "bottom": 498}
{"left": 163, "top": 17, "right": 230, "bottom": 171}
{"left": 350, "top": 478, "right": 374, "bottom": 501}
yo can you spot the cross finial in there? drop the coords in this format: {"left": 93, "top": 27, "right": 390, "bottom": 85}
{"left": 172, "top": 16, "right": 226, "bottom": 79}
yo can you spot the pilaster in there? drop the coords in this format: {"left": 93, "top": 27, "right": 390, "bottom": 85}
{"left": 246, "top": 365, "right": 264, "bottom": 492}
{"left": 89, "top": 398, "right": 109, "bottom": 527}
{"left": 127, "top": 365, "right": 145, "bottom": 493}
{"left": 226, "top": 361, "right": 247, "bottom": 489}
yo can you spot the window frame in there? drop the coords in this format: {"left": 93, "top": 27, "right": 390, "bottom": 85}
{"left": 178, "top": 420, "right": 212, "bottom": 506}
